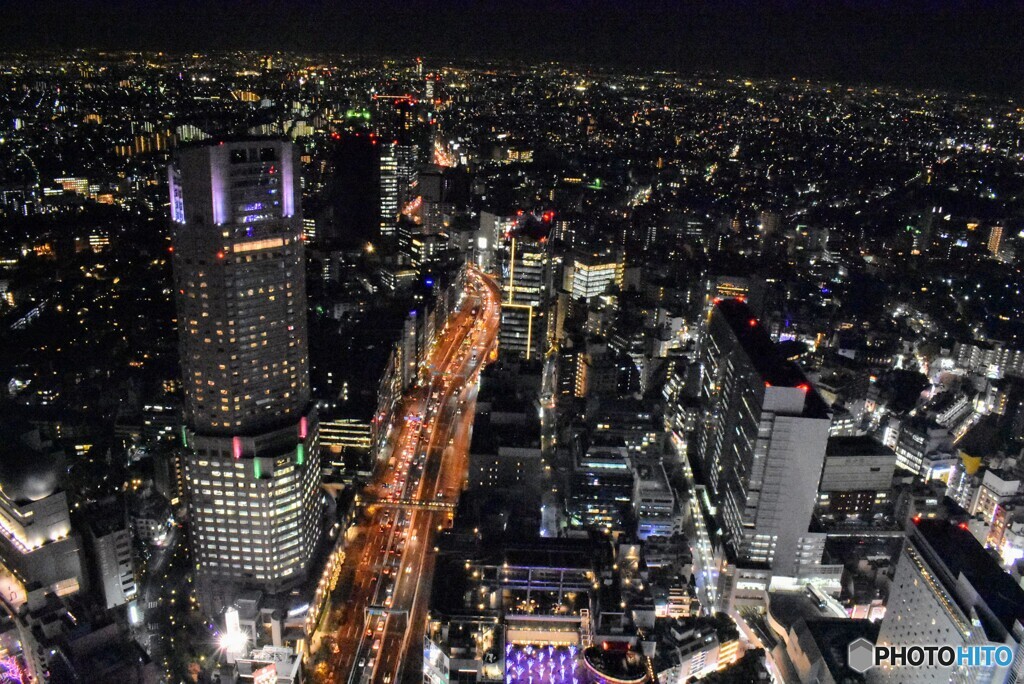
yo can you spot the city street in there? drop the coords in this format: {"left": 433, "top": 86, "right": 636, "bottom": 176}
{"left": 324, "top": 265, "right": 502, "bottom": 684}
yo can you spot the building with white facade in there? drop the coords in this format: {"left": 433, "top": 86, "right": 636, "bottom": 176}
{"left": 873, "top": 519, "right": 1024, "bottom": 683}
{"left": 695, "top": 300, "right": 831, "bottom": 597}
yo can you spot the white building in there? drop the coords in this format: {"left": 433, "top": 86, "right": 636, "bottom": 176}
{"left": 873, "top": 520, "right": 1024, "bottom": 683}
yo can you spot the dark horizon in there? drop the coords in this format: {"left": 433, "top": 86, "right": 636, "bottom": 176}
{"left": 1, "top": 0, "right": 1022, "bottom": 96}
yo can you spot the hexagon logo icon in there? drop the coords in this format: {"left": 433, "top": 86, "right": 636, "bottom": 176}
{"left": 848, "top": 637, "right": 876, "bottom": 674}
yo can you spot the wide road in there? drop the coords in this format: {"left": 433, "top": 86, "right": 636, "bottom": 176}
{"left": 324, "top": 265, "right": 501, "bottom": 684}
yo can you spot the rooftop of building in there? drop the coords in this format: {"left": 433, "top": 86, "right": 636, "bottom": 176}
{"left": 633, "top": 461, "right": 671, "bottom": 491}
{"left": 795, "top": 618, "right": 879, "bottom": 683}
{"left": 470, "top": 415, "right": 542, "bottom": 453}
{"left": 84, "top": 497, "right": 129, "bottom": 537}
{"left": 914, "top": 519, "right": 1024, "bottom": 634}
{"left": 825, "top": 435, "right": 895, "bottom": 458}
{"left": 714, "top": 299, "right": 806, "bottom": 387}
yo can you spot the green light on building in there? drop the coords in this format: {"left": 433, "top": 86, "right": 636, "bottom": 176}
{"left": 254, "top": 459, "right": 262, "bottom": 479}
{"left": 180, "top": 426, "right": 188, "bottom": 448}
{"left": 587, "top": 178, "right": 603, "bottom": 190}
{"left": 297, "top": 443, "right": 305, "bottom": 465}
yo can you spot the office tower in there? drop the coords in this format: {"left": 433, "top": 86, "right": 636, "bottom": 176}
{"left": 566, "top": 248, "right": 624, "bottom": 301}
{"left": 874, "top": 520, "right": 1024, "bottom": 683}
{"left": 695, "top": 300, "right": 830, "bottom": 578}
{"left": 379, "top": 142, "right": 417, "bottom": 237}
{"left": 374, "top": 95, "right": 420, "bottom": 235}
{"left": 379, "top": 143, "right": 400, "bottom": 235}
{"left": 372, "top": 94, "right": 418, "bottom": 145}
{"left": 499, "top": 223, "right": 551, "bottom": 360}
{"left": 327, "top": 132, "right": 380, "bottom": 246}
{"left": 169, "top": 139, "right": 322, "bottom": 605}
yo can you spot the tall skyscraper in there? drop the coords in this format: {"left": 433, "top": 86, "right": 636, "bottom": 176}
{"left": 695, "top": 300, "right": 830, "bottom": 591}
{"left": 169, "top": 139, "right": 322, "bottom": 606}
{"left": 327, "top": 132, "right": 380, "bottom": 247}
{"left": 374, "top": 95, "right": 421, "bottom": 236}
{"left": 499, "top": 222, "right": 551, "bottom": 360}
{"left": 379, "top": 142, "right": 417, "bottom": 236}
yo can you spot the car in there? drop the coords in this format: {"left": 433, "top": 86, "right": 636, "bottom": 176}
{"left": 376, "top": 621, "right": 385, "bottom": 632}
{"left": 359, "top": 657, "right": 366, "bottom": 668}
{"left": 373, "top": 639, "right": 381, "bottom": 651}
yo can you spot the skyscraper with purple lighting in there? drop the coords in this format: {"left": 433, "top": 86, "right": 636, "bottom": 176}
{"left": 169, "top": 139, "right": 322, "bottom": 607}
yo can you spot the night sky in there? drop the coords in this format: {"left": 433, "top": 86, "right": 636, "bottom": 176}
{"left": 1, "top": 0, "right": 1021, "bottom": 95}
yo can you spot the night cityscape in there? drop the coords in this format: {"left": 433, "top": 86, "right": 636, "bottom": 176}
{"left": 1, "top": 2, "right": 1024, "bottom": 683}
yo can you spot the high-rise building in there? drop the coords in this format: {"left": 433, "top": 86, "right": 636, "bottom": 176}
{"left": 566, "top": 248, "right": 624, "bottom": 301}
{"left": 695, "top": 300, "right": 830, "bottom": 580}
{"left": 169, "top": 139, "right": 322, "bottom": 605}
{"left": 499, "top": 224, "right": 551, "bottom": 360}
{"left": 328, "top": 132, "right": 380, "bottom": 246}
{"left": 874, "top": 519, "right": 1024, "bottom": 683}
{"left": 379, "top": 142, "right": 417, "bottom": 236}
{"left": 379, "top": 142, "right": 399, "bottom": 235}
{"left": 372, "top": 95, "right": 419, "bottom": 145}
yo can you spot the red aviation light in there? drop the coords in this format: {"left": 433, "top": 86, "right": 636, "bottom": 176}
{"left": 749, "top": 318, "right": 757, "bottom": 327}
{"left": 797, "top": 383, "right": 811, "bottom": 392}
{"left": 216, "top": 250, "right": 225, "bottom": 259}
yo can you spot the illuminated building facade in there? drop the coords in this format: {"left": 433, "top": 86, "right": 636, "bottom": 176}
{"left": 568, "top": 250, "right": 623, "bottom": 301}
{"left": 169, "top": 139, "right": 322, "bottom": 603}
{"left": 0, "top": 425, "right": 83, "bottom": 599}
{"left": 499, "top": 229, "right": 550, "bottom": 360}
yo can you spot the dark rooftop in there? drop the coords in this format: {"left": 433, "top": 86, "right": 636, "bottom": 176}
{"left": 714, "top": 299, "right": 806, "bottom": 388}
{"left": 825, "top": 436, "right": 895, "bottom": 458}
{"left": 802, "top": 618, "right": 879, "bottom": 682}
{"left": 714, "top": 299, "right": 829, "bottom": 416}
